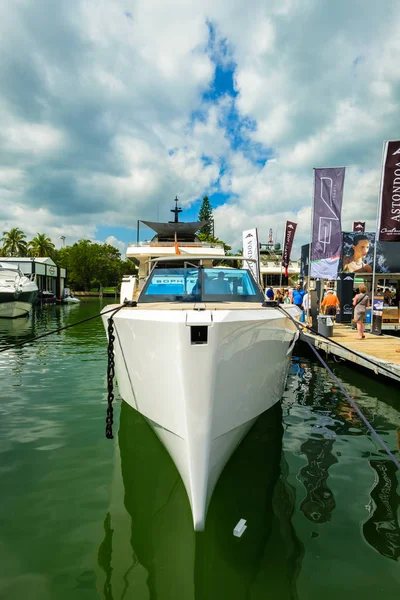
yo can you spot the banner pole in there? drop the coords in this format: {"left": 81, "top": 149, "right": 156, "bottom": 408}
{"left": 307, "top": 169, "right": 315, "bottom": 320}
{"left": 279, "top": 226, "right": 285, "bottom": 288}
{"left": 370, "top": 141, "right": 388, "bottom": 332}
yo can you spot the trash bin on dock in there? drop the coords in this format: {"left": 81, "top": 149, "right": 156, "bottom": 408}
{"left": 317, "top": 315, "right": 334, "bottom": 337}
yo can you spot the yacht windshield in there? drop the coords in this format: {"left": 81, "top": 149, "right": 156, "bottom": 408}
{"left": 139, "top": 267, "right": 264, "bottom": 303}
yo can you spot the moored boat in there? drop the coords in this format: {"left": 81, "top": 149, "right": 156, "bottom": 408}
{"left": 0, "top": 262, "right": 38, "bottom": 318}
{"left": 102, "top": 257, "right": 300, "bottom": 530}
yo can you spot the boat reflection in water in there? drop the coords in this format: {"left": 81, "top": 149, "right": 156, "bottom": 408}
{"left": 298, "top": 421, "right": 338, "bottom": 524}
{"left": 363, "top": 460, "right": 400, "bottom": 562}
{"left": 97, "top": 400, "right": 304, "bottom": 599}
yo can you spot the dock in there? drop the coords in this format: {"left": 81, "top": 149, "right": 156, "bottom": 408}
{"left": 301, "top": 324, "right": 400, "bottom": 383}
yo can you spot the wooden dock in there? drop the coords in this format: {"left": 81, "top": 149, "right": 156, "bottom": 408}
{"left": 301, "top": 324, "right": 400, "bottom": 383}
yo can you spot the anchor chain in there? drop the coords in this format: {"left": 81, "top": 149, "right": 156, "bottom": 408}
{"left": 106, "top": 314, "right": 116, "bottom": 439}
{"left": 105, "top": 303, "right": 134, "bottom": 439}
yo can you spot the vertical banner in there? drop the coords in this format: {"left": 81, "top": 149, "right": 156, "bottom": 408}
{"left": 336, "top": 273, "right": 354, "bottom": 323}
{"left": 378, "top": 140, "right": 400, "bottom": 241}
{"left": 300, "top": 243, "right": 309, "bottom": 278}
{"left": 311, "top": 167, "right": 346, "bottom": 279}
{"left": 282, "top": 221, "right": 297, "bottom": 277}
{"left": 353, "top": 221, "right": 365, "bottom": 232}
{"left": 371, "top": 295, "right": 384, "bottom": 335}
{"left": 242, "top": 228, "right": 260, "bottom": 284}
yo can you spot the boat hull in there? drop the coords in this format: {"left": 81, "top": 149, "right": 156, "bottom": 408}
{"left": 0, "top": 290, "right": 38, "bottom": 318}
{"left": 102, "top": 305, "right": 299, "bottom": 530}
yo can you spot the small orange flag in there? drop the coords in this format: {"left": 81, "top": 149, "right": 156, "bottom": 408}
{"left": 174, "top": 232, "right": 181, "bottom": 255}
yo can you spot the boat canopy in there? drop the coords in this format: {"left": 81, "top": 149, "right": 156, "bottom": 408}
{"left": 139, "top": 266, "right": 264, "bottom": 304}
{"left": 0, "top": 262, "right": 19, "bottom": 271}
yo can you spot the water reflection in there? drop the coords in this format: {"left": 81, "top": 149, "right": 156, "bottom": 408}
{"left": 0, "top": 315, "right": 34, "bottom": 346}
{"left": 98, "top": 400, "right": 304, "bottom": 599}
{"left": 363, "top": 460, "right": 400, "bottom": 562}
{"left": 288, "top": 356, "right": 400, "bottom": 563}
{"left": 299, "top": 431, "right": 338, "bottom": 524}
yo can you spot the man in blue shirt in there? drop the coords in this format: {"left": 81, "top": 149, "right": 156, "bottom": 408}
{"left": 266, "top": 286, "right": 274, "bottom": 300}
{"left": 292, "top": 284, "right": 305, "bottom": 308}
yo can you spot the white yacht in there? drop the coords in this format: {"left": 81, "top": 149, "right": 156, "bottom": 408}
{"left": 0, "top": 262, "right": 38, "bottom": 318}
{"left": 102, "top": 255, "right": 300, "bottom": 531}
{"left": 126, "top": 197, "right": 225, "bottom": 296}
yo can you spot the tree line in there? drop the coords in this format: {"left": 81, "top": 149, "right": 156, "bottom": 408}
{"left": 0, "top": 228, "right": 136, "bottom": 291}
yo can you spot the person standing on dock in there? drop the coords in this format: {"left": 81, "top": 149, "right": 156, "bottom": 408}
{"left": 303, "top": 290, "right": 312, "bottom": 325}
{"left": 266, "top": 286, "right": 274, "bottom": 300}
{"left": 321, "top": 289, "right": 340, "bottom": 318}
{"left": 352, "top": 285, "right": 370, "bottom": 340}
{"left": 292, "top": 284, "right": 305, "bottom": 309}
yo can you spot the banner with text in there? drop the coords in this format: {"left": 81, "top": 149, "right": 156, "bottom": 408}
{"left": 282, "top": 221, "right": 297, "bottom": 277}
{"left": 353, "top": 221, "right": 365, "bottom": 232}
{"left": 311, "top": 167, "right": 345, "bottom": 279}
{"left": 378, "top": 140, "right": 400, "bottom": 242}
{"left": 242, "top": 228, "right": 260, "bottom": 284}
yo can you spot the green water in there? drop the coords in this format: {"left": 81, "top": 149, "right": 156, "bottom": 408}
{"left": 0, "top": 299, "right": 399, "bottom": 600}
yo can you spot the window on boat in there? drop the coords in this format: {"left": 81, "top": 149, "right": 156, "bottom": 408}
{"left": 139, "top": 267, "right": 264, "bottom": 303}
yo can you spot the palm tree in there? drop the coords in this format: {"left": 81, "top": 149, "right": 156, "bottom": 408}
{"left": 0, "top": 227, "right": 28, "bottom": 256}
{"left": 28, "top": 233, "right": 56, "bottom": 257}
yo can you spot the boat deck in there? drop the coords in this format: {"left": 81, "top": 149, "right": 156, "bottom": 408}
{"left": 302, "top": 324, "right": 400, "bottom": 383}
{"left": 110, "top": 302, "right": 300, "bottom": 312}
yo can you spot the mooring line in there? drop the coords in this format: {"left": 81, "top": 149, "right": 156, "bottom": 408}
{"left": 0, "top": 304, "right": 125, "bottom": 353}
{"left": 302, "top": 322, "right": 400, "bottom": 381}
{"left": 280, "top": 307, "right": 400, "bottom": 470}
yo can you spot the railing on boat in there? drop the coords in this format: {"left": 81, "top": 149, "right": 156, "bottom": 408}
{"left": 127, "top": 241, "right": 224, "bottom": 249}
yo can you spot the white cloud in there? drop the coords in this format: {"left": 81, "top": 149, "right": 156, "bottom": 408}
{"left": 0, "top": 0, "right": 399, "bottom": 255}
{"left": 105, "top": 235, "right": 127, "bottom": 256}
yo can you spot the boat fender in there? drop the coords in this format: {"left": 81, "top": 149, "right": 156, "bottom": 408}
{"left": 286, "top": 331, "right": 300, "bottom": 356}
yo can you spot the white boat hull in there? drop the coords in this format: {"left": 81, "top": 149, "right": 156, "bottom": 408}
{"left": 102, "top": 304, "right": 299, "bottom": 530}
{"left": 63, "top": 296, "right": 80, "bottom": 304}
{"left": 0, "top": 293, "right": 37, "bottom": 318}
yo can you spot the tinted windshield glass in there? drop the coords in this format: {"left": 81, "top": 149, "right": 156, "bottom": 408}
{"left": 139, "top": 267, "right": 263, "bottom": 303}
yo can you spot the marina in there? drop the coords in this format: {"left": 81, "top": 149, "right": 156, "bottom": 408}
{"left": 0, "top": 299, "right": 399, "bottom": 599}
{"left": 1, "top": 3, "right": 400, "bottom": 598}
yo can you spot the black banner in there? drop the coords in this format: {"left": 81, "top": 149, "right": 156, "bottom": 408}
{"left": 378, "top": 140, "right": 400, "bottom": 242}
{"left": 282, "top": 221, "right": 297, "bottom": 276}
{"left": 371, "top": 296, "right": 383, "bottom": 335}
{"left": 336, "top": 272, "right": 354, "bottom": 323}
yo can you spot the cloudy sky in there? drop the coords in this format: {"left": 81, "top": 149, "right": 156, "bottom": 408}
{"left": 1, "top": 0, "right": 399, "bottom": 256}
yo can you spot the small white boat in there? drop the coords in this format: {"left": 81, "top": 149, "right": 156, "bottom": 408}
{"left": 62, "top": 287, "right": 80, "bottom": 303}
{"left": 63, "top": 295, "right": 80, "bottom": 304}
{"left": 102, "top": 257, "right": 300, "bottom": 530}
{"left": 0, "top": 262, "right": 38, "bottom": 318}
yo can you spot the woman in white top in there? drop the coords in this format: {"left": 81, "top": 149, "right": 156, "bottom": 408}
{"left": 303, "top": 291, "right": 311, "bottom": 325}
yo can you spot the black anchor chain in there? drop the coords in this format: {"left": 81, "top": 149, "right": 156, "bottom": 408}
{"left": 105, "top": 302, "right": 136, "bottom": 439}
{"left": 106, "top": 314, "right": 116, "bottom": 439}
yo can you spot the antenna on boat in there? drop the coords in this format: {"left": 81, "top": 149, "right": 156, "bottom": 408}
{"left": 170, "top": 196, "right": 182, "bottom": 223}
